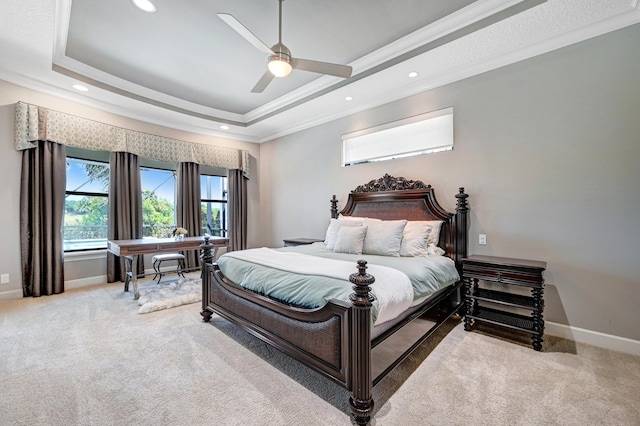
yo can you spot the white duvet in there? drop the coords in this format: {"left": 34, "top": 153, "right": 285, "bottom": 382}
{"left": 223, "top": 247, "right": 414, "bottom": 325}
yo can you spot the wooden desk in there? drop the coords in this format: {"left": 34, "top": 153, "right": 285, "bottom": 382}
{"left": 107, "top": 236, "right": 229, "bottom": 299}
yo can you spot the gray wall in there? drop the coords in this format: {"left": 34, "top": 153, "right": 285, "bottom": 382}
{"left": 0, "top": 80, "right": 261, "bottom": 298}
{"left": 259, "top": 24, "right": 640, "bottom": 341}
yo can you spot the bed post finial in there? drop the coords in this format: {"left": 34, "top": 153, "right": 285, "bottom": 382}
{"left": 330, "top": 194, "right": 339, "bottom": 219}
{"left": 349, "top": 260, "right": 375, "bottom": 425}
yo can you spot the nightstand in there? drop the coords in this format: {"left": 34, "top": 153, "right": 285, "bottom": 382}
{"left": 283, "top": 238, "right": 324, "bottom": 247}
{"left": 463, "top": 255, "right": 547, "bottom": 351}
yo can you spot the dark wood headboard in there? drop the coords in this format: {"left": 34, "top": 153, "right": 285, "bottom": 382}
{"left": 330, "top": 174, "right": 469, "bottom": 271}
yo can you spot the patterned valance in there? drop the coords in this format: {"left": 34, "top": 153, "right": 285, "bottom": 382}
{"left": 14, "top": 102, "right": 250, "bottom": 178}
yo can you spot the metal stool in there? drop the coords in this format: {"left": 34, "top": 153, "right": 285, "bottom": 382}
{"left": 152, "top": 253, "right": 186, "bottom": 283}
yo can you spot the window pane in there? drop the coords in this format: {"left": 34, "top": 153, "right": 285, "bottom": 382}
{"left": 64, "top": 194, "right": 108, "bottom": 250}
{"left": 141, "top": 167, "right": 176, "bottom": 238}
{"left": 201, "top": 202, "right": 227, "bottom": 237}
{"left": 66, "top": 158, "right": 109, "bottom": 193}
{"left": 200, "top": 175, "right": 227, "bottom": 201}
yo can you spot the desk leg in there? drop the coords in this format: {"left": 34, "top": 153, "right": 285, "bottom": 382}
{"left": 124, "top": 256, "right": 132, "bottom": 292}
{"left": 124, "top": 255, "right": 140, "bottom": 300}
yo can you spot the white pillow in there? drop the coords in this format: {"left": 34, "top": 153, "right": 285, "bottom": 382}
{"left": 338, "top": 214, "right": 366, "bottom": 221}
{"left": 399, "top": 222, "right": 433, "bottom": 257}
{"left": 333, "top": 226, "right": 367, "bottom": 254}
{"left": 423, "top": 220, "right": 444, "bottom": 247}
{"left": 428, "top": 245, "right": 446, "bottom": 256}
{"left": 362, "top": 219, "right": 407, "bottom": 257}
{"left": 324, "top": 218, "right": 364, "bottom": 250}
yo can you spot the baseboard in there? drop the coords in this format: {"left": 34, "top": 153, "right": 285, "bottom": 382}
{"left": 546, "top": 321, "right": 640, "bottom": 357}
{"left": 65, "top": 275, "right": 109, "bottom": 291}
{"left": 0, "top": 278, "right": 109, "bottom": 300}
{"left": 0, "top": 288, "right": 24, "bottom": 301}
{"left": 64, "top": 267, "right": 183, "bottom": 291}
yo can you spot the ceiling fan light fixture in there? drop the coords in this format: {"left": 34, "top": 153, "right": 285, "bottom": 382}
{"left": 131, "top": 0, "right": 156, "bottom": 13}
{"left": 268, "top": 57, "right": 292, "bottom": 77}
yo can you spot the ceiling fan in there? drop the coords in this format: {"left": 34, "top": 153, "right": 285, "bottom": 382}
{"left": 218, "top": 0, "right": 353, "bottom": 93}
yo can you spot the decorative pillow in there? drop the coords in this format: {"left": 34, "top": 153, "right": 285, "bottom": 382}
{"left": 324, "top": 218, "right": 364, "bottom": 250}
{"left": 399, "top": 222, "right": 433, "bottom": 257}
{"left": 333, "top": 226, "right": 367, "bottom": 255}
{"left": 362, "top": 219, "right": 407, "bottom": 257}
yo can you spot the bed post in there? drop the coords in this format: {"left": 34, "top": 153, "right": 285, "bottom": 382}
{"left": 200, "top": 236, "right": 214, "bottom": 322}
{"left": 349, "top": 260, "right": 375, "bottom": 425}
{"left": 454, "top": 187, "right": 469, "bottom": 271}
{"left": 330, "top": 195, "right": 339, "bottom": 219}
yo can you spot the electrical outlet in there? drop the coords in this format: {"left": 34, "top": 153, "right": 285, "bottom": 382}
{"left": 479, "top": 234, "right": 487, "bottom": 245}
{"left": 0, "top": 274, "right": 9, "bottom": 284}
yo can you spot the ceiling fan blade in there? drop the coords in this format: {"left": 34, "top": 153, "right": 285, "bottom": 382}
{"left": 292, "top": 58, "right": 352, "bottom": 78}
{"left": 251, "top": 70, "right": 275, "bottom": 93}
{"left": 218, "top": 13, "right": 274, "bottom": 55}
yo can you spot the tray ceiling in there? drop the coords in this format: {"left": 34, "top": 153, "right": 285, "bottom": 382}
{"left": 1, "top": 0, "right": 639, "bottom": 142}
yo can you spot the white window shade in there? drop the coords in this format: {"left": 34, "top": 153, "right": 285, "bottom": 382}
{"left": 342, "top": 107, "right": 453, "bottom": 166}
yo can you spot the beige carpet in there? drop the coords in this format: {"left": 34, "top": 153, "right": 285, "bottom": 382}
{"left": 0, "top": 280, "right": 639, "bottom": 426}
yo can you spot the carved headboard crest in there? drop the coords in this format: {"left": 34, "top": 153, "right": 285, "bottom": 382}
{"left": 352, "top": 174, "right": 431, "bottom": 193}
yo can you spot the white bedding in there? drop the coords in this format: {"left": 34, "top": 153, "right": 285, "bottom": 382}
{"left": 223, "top": 247, "right": 414, "bottom": 325}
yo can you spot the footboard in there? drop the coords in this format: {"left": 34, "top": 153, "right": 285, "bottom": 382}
{"left": 201, "top": 261, "right": 354, "bottom": 387}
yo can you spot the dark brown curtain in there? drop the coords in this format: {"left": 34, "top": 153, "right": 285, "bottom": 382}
{"left": 107, "top": 152, "right": 144, "bottom": 282}
{"left": 19, "top": 141, "right": 66, "bottom": 297}
{"left": 176, "top": 162, "right": 201, "bottom": 268}
{"left": 228, "top": 169, "right": 247, "bottom": 252}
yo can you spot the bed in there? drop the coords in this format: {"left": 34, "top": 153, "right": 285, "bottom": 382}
{"left": 199, "top": 174, "right": 469, "bottom": 425}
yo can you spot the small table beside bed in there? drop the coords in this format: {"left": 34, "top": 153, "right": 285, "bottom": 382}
{"left": 199, "top": 174, "right": 469, "bottom": 425}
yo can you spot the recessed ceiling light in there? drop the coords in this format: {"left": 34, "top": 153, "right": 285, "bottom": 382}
{"left": 220, "top": 125, "right": 230, "bottom": 130}
{"left": 72, "top": 84, "right": 89, "bottom": 92}
{"left": 345, "top": 96, "right": 353, "bottom": 101}
{"left": 408, "top": 71, "right": 419, "bottom": 78}
{"left": 132, "top": 0, "right": 156, "bottom": 13}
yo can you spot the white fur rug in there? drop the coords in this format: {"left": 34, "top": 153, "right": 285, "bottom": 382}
{"left": 137, "top": 277, "right": 201, "bottom": 314}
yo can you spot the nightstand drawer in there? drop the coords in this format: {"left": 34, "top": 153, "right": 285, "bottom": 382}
{"left": 463, "top": 255, "right": 546, "bottom": 287}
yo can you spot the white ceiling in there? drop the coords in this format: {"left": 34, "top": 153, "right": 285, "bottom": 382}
{"left": 1, "top": 0, "right": 639, "bottom": 143}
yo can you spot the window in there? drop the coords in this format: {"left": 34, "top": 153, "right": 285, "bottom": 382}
{"left": 64, "top": 148, "right": 224, "bottom": 251}
{"left": 64, "top": 157, "right": 110, "bottom": 251}
{"left": 342, "top": 107, "right": 453, "bottom": 166}
{"left": 140, "top": 166, "right": 176, "bottom": 238}
{"left": 201, "top": 175, "right": 227, "bottom": 237}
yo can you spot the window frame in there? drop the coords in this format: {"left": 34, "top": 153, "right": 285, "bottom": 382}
{"left": 341, "top": 107, "right": 454, "bottom": 166}
{"left": 140, "top": 164, "right": 177, "bottom": 238}
{"left": 200, "top": 174, "right": 228, "bottom": 237}
{"left": 64, "top": 155, "right": 110, "bottom": 253}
